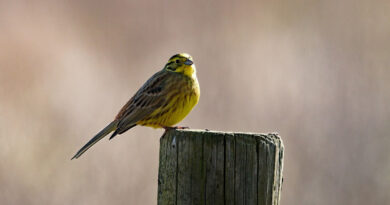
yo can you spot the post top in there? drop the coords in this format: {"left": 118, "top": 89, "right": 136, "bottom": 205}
{"left": 163, "top": 128, "right": 283, "bottom": 148}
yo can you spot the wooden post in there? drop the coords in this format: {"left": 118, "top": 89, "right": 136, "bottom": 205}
{"left": 157, "top": 129, "right": 284, "bottom": 205}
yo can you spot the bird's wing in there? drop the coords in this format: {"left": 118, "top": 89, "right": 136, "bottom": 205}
{"left": 114, "top": 70, "right": 176, "bottom": 133}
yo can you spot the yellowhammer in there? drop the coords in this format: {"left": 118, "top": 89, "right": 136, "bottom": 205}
{"left": 72, "top": 53, "right": 200, "bottom": 159}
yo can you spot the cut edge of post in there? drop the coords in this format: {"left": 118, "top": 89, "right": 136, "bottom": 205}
{"left": 162, "top": 129, "right": 284, "bottom": 147}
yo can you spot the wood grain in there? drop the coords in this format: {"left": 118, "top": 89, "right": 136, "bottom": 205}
{"left": 158, "top": 129, "right": 284, "bottom": 205}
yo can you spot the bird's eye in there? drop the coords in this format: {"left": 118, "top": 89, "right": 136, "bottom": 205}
{"left": 175, "top": 60, "right": 180, "bottom": 63}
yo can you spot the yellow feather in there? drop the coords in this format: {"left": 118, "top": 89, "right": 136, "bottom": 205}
{"left": 72, "top": 53, "right": 200, "bottom": 159}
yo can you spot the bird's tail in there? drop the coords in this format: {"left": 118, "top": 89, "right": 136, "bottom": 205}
{"left": 71, "top": 120, "right": 118, "bottom": 160}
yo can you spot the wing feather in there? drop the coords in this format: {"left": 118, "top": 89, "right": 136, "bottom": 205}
{"left": 114, "top": 70, "right": 178, "bottom": 134}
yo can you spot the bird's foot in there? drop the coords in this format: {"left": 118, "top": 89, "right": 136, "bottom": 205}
{"left": 175, "top": 126, "right": 189, "bottom": 129}
{"left": 163, "top": 126, "right": 189, "bottom": 130}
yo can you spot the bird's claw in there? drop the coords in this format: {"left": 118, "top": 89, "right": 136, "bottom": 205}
{"left": 163, "top": 126, "right": 189, "bottom": 130}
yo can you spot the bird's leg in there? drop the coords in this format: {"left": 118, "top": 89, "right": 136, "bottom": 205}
{"left": 163, "top": 126, "right": 189, "bottom": 130}
{"left": 163, "top": 126, "right": 173, "bottom": 130}
{"left": 175, "top": 126, "right": 189, "bottom": 129}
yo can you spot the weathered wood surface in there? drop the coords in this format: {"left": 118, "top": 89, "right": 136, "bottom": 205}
{"left": 157, "top": 129, "right": 284, "bottom": 205}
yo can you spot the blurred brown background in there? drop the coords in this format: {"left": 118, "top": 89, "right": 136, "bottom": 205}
{"left": 1, "top": 0, "right": 389, "bottom": 204}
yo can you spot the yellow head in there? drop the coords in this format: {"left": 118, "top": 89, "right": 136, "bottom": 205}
{"left": 164, "top": 53, "right": 196, "bottom": 77}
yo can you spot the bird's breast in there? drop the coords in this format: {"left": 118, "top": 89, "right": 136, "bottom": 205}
{"left": 138, "top": 75, "right": 199, "bottom": 128}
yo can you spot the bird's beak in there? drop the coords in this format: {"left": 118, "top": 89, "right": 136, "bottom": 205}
{"left": 184, "top": 59, "right": 193, "bottom": 65}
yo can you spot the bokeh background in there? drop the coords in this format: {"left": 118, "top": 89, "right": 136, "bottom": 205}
{"left": 1, "top": 0, "right": 389, "bottom": 204}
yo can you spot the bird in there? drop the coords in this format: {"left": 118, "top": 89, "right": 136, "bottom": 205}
{"left": 71, "top": 53, "right": 200, "bottom": 159}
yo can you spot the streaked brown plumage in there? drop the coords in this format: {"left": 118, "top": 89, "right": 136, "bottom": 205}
{"left": 71, "top": 53, "right": 199, "bottom": 159}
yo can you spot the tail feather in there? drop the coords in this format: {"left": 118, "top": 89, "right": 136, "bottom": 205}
{"left": 71, "top": 120, "right": 118, "bottom": 160}
{"left": 109, "top": 124, "right": 136, "bottom": 140}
